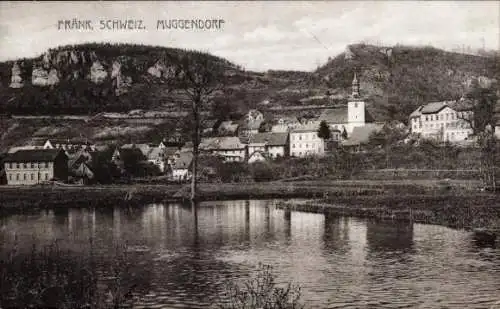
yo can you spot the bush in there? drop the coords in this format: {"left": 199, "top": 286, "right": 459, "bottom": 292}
{"left": 216, "top": 264, "right": 304, "bottom": 309}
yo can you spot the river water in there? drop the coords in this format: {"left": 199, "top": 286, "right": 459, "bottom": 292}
{"left": 1, "top": 200, "right": 499, "bottom": 308}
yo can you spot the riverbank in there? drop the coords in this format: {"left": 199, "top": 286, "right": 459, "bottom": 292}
{"left": 277, "top": 193, "right": 500, "bottom": 231}
{"left": 0, "top": 179, "right": 494, "bottom": 224}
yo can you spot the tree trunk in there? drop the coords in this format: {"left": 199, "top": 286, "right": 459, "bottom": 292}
{"left": 190, "top": 98, "right": 200, "bottom": 202}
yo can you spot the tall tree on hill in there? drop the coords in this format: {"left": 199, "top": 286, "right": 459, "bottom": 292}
{"left": 162, "top": 51, "right": 227, "bottom": 201}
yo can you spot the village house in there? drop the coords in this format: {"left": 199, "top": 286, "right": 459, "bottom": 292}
{"left": 199, "top": 136, "right": 247, "bottom": 162}
{"left": 409, "top": 99, "right": 474, "bottom": 142}
{"left": 217, "top": 120, "right": 239, "bottom": 136}
{"left": 239, "top": 109, "right": 265, "bottom": 140}
{"left": 171, "top": 151, "right": 193, "bottom": 181}
{"left": 247, "top": 132, "right": 289, "bottom": 161}
{"left": 68, "top": 154, "right": 95, "bottom": 184}
{"left": 3, "top": 149, "right": 68, "bottom": 185}
{"left": 289, "top": 124, "right": 325, "bottom": 157}
{"left": 318, "top": 73, "right": 375, "bottom": 138}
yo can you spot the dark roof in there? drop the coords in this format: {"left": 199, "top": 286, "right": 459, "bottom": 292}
{"left": 4, "top": 149, "right": 66, "bottom": 163}
{"left": 420, "top": 101, "right": 451, "bottom": 114}
{"left": 248, "top": 132, "right": 288, "bottom": 146}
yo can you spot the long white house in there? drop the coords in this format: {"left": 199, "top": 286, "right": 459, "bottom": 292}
{"left": 409, "top": 100, "right": 474, "bottom": 142}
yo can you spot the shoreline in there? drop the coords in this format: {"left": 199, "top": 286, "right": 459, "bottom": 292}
{"left": 277, "top": 194, "right": 500, "bottom": 232}
{"left": 0, "top": 180, "right": 498, "bottom": 233}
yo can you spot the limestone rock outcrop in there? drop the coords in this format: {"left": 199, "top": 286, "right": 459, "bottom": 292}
{"left": 9, "top": 62, "right": 24, "bottom": 88}
{"left": 89, "top": 60, "right": 108, "bottom": 84}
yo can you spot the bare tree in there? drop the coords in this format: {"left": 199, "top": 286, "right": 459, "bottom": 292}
{"left": 162, "top": 50, "right": 227, "bottom": 201}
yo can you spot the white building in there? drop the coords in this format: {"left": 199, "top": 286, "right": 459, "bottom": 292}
{"left": 289, "top": 124, "right": 325, "bottom": 157}
{"left": 409, "top": 100, "right": 474, "bottom": 142}
{"left": 318, "top": 73, "right": 375, "bottom": 138}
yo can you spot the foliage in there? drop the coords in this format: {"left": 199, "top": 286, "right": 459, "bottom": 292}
{"left": 216, "top": 264, "right": 304, "bottom": 309}
{"left": 462, "top": 83, "right": 498, "bottom": 135}
{"left": 317, "top": 120, "right": 331, "bottom": 140}
{"left": 0, "top": 239, "right": 140, "bottom": 309}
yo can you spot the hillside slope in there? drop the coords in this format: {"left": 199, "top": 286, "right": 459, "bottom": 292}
{"left": 315, "top": 44, "right": 499, "bottom": 121}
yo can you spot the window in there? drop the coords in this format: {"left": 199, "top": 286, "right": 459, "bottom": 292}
{"left": 292, "top": 144, "right": 295, "bottom": 148}
{"left": 9, "top": 174, "right": 12, "bottom": 180}
{"left": 16, "top": 174, "right": 19, "bottom": 180}
{"left": 45, "top": 162, "right": 49, "bottom": 168}
{"left": 425, "top": 116, "right": 428, "bottom": 121}
{"left": 354, "top": 102, "right": 358, "bottom": 108}
{"left": 30, "top": 162, "right": 34, "bottom": 168}
{"left": 16, "top": 163, "right": 19, "bottom": 169}
{"left": 23, "top": 163, "right": 27, "bottom": 168}
{"left": 45, "top": 173, "right": 48, "bottom": 180}
{"left": 31, "top": 174, "right": 34, "bottom": 180}
{"left": 7, "top": 162, "right": 11, "bottom": 169}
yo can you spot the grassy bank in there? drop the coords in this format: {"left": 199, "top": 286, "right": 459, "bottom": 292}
{"left": 278, "top": 193, "right": 500, "bottom": 230}
{"left": 0, "top": 179, "right": 487, "bottom": 214}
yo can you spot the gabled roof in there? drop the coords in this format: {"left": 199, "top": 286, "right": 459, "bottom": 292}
{"left": 420, "top": 101, "right": 449, "bottom": 114}
{"left": 173, "top": 152, "right": 193, "bottom": 170}
{"left": 3, "top": 149, "right": 66, "bottom": 163}
{"left": 200, "top": 137, "right": 246, "bottom": 150}
{"left": 146, "top": 147, "right": 164, "bottom": 161}
{"left": 409, "top": 106, "right": 423, "bottom": 119}
{"left": 248, "top": 132, "right": 288, "bottom": 146}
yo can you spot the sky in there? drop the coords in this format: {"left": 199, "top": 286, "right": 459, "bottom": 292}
{"left": 0, "top": 1, "right": 498, "bottom": 72}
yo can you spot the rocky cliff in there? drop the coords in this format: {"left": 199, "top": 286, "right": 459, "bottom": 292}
{"left": 0, "top": 43, "right": 498, "bottom": 122}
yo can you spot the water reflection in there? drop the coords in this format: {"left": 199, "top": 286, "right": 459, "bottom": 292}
{"left": 1, "top": 200, "right": 499, "bottom": 309}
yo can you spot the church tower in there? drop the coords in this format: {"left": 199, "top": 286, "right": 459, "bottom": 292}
{"left": 347, "top": 72, "right": 366, "bottom": 131}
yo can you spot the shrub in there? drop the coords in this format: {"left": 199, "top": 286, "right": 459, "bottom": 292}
{"left": 216, "top": 264, "right": 304, "bottom": 309}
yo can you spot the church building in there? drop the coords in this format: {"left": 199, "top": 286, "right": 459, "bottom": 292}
{"left": 318, "top": 73, "right": 374, "bottom": 139}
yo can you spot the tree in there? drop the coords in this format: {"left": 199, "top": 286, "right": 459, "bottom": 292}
{"left": 459, "top": 84, "right": 498, "bottom": 135}
{"left": 162, "top": 51, "right": 227, "bottom": 201}
{"left": 458, "top": 83, "right": 500, "bottom": 189}
{"left": 317, "top": 120, "right": 331, "bottom": 140}
{"left": 341, "top": 127, "right": 348, "bottom": 140}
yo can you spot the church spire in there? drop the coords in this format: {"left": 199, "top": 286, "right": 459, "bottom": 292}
{"left": 352, "top": 72, "right": 360, "bottom": 98}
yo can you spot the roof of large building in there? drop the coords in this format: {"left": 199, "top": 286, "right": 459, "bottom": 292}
{"left": 411, "top": 100, "right": 474, "bottom": 118}
{"left": 3, "top": 149, "right": 66, "bottom": 163}
{"left": 200, "top": 137, "right": 246, "bottom": 150}
{"left": 248, "top": 132, "right": 288, "bottom": 146}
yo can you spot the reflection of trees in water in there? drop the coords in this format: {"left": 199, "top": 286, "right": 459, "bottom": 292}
{"left": 322, "top": 214, "right": 350, "bottom": 254}
{"left": 365, "top": 220, "right": 415, "bottom": 258}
